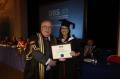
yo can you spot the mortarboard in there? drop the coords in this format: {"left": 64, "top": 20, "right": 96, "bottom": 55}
{"left": 59, "top": 19, "right": 75, "bottom": 29}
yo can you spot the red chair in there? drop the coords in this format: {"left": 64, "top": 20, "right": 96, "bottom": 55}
{"left": 107, "top": 55, "right": 120, "bottom": 64}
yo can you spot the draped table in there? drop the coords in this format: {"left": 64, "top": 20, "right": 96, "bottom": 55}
{"left": 0, "top": 46, "right": 25, "bottom": 72}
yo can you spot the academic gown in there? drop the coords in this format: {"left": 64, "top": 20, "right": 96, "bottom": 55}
{"left": 57, "top": 38, "right": 84, "bottom": 79}
{"left": 23, "top": 34, "right": 58, "bottom": 79}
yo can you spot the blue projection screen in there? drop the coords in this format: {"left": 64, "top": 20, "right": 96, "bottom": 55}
{"left": 39, "top": 0, "right": 84, "bottom": 38}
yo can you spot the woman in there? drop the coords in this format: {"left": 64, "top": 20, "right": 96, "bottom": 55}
{"left": 57, "top": 19, "right": 83, "bottom": 79}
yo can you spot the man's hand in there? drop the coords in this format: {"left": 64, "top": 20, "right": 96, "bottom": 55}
{"left": 48, "top": 59, "right": 56, "bottom": 66}
{"left": 70, "top": 51, "right": 80, "bottom": 57}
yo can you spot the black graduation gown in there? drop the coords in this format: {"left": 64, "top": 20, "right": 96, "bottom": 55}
{"left": 57, "top": 38, "right": 84, "bottom": 79}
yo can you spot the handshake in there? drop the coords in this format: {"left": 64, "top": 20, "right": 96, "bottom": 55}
{"left": 47, "top": 59, "right": 56, "bottom": 66}
{"left": 46, "top": 59, "right": 56, "bottom": 71}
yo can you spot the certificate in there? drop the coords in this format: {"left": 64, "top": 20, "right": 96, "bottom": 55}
{"left": 51, "top": 44, "right": 72, "bottom": 59}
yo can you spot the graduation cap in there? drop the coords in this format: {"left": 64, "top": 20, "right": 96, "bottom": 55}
{"left": 59, "top": 19, "right": 75, "bottom": 29}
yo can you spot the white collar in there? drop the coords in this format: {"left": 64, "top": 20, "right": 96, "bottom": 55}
{"left": 61, "top": 37, "right": 74, "bottom": 43}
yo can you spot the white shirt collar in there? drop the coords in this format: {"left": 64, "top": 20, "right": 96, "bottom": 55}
{"left": 61, "top": 37, "right": 74, "bottom": 43}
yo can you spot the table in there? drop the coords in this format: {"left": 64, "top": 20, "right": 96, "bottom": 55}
{"left": 0, "top": 47, "right": 25, "bottom": 72}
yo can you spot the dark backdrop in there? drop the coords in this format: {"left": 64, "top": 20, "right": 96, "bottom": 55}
{"left": 27, "top": 0, "right": 119, "bottom": 52}
{"left": 87, "top": 0, "right": 119, "bottom": 51}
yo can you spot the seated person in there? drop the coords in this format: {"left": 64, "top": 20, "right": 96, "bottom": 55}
{"left": 11, "top": 36, "right": 18, "bottom": 45}
{"left": 2, "top": 36, "right": 11, "bottom": 45}
{"left": 84, "top": 39, "right": 100, "bottom": 63}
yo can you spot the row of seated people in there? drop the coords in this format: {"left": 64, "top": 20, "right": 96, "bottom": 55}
{"left": 0, "top": 36, "right": 18, "bottom": 45}
{"left": 0, "top": 36, "right": 29, "bottom": 47}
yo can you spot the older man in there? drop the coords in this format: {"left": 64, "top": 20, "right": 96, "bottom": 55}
{"left": 24, "top": 20, "right": 57, "bottom": 79}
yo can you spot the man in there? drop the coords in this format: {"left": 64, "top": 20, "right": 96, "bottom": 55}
{"left": 84, "top": 39, "right": 100, "bottom": 64}
{"left": 84, "top": 39, "right": 97, "bottom": 58}
{"left": 24, "top": 20, "right": 57, "bottom": 79}
{"left": 84, "top": 39, "right": 95, "bottom": 58}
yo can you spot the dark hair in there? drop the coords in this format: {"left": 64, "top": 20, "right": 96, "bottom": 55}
{"left": 59, "top": 26, "right": 71, "bottom": 41}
